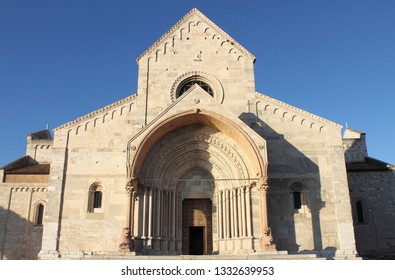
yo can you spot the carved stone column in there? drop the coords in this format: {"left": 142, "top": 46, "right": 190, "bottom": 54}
{"left": 154, "top": 188, "right": 161, "bottom": 251}
{"left": 155, "top": 188, "right": 161, "bottom": 238}
{"left": 222, "top": 190, "right": 227, "bottom": 239}
{"left": 141, "top": 187, "right": 148, "bottom": 239}
{"left": 241, "top": 186, "right": 246, "bottom": 237}
{"left": 119, "top": 177, "right": 138, "bottom": 252}
{"left": 237, "top": 187, "right": 242, "bottom": 237}
{"left": 217, "top": 190, "right": 223, "bottom": 239}
{"left": 232, "top": 188, "right": 238, "bottom": 238}
{"left": 225, "top": 189, "right": 230, "bottom": 239}
{"left": 258, "top": 177, "right": 276, "bottom": 251}
{"left": 246, "top": 185, "right": 252, "bottom": 237}
{"left": 230, "top": 188, "right": 234, "bottom": 238}
{"left": 147, "top": 187, "right": 153, "bottom": 247}
{"left": 171, "top": 190, "right": 176, "bottom": 244}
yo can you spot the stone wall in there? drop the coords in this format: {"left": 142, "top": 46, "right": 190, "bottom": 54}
{"left": 0, "top": 184, "right": 47, "bottom": 259}
{"left": 25, "top": 131, "right": 53, "bottom": 163}
{"left": 343, "top": 129, "right": 368, "bottom": 163}
{"left": 249, "top": 93, "right": 356, "bottom": 258}
{"left": 343, "top": 127, "right": 395, "bottom": 258}
{"left": 348, "top": 169, "right": 395, "bottom": 257}
{"left": 3, "top": 174, "right": 48, "bottom": 184}
{"left": 40, "top": 97, "right": 141, "bottom": 257}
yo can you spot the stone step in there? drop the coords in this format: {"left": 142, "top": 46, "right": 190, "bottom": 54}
{"left": 76, "top": 251, "right": 327, "bottom": 260}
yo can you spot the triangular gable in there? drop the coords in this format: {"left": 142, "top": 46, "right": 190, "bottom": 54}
{"left": 136, "top": 8, "right": 255, "bottom": 63}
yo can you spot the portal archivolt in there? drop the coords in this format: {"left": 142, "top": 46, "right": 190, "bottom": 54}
{"left": 124, "top": 111, "right": 274, "bottom": 255}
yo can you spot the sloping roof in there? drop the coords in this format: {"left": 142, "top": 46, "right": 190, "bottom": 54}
{"left": 343, "top": 128, "right": 365, "bottom": 139}
{"left": 5, "top": 164, "right": 50, "bottom": 175}
{"left": 54, "top": 94, "right": 138, "bottom": 132}
{"left": 345, "top": 128, "right": 365, "bottom": 135}
{"left": 29, "top": 129, "right": 53, "bottom": 140}
{"left": 255, "top": 92, "right": 341, "bottom": 129}
{"left": 346, "top": 157, "right": 393, "bottom": 172}
{"left": 1, "top": 156, "right": 36, "bottom": 171}
{"left": 1, "top": 155, "right": 50, "bottom": 174}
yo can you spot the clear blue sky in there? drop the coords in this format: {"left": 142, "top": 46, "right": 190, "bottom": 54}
{"left": 1, "top": 0, "right": 394, "bottom": 166}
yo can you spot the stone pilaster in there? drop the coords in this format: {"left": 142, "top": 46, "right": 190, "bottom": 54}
{"left": 119, "top": 177, "right": 137, "bottom": 253}
{"left": 258, "top": 178, "right": 276, "bottom": 251}
{"left": 38, "top": 132, "right": 69, "bottom": 260}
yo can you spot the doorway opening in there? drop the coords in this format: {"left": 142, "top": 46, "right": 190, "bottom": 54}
{"left": 182, "top": 199, "right": 212, "bottom": 255}
{"left": 189, "top": 226, "right": 204, "bottom": 255}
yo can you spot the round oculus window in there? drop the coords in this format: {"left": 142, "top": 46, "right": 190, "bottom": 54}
{"left": 178, "top": 80, "right": 214, "bottom": 97}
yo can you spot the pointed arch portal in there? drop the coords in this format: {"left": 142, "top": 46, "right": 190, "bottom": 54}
{"left": 124, "top": 110, "right": 274, "bottom": 255}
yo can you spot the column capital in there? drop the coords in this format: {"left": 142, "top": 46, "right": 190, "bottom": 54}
{"left": 126, "top": 177, "right": 139, "bottom": 193}
{"left": 258, "top": 176, "right": 269, "bottom": 191}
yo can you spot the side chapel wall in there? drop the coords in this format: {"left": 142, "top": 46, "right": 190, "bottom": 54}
{"left": 249, "top": 94, "right": 355, "bottom": 256}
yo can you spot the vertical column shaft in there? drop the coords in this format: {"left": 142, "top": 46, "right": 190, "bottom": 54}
{"left": 259, "top": 186, "right": 267, "bottom": 237}
{"left": 237, "top": 188, "right": 242, "bottom": 237}
{"left": 142, "top": 187, "right": 148, "bottom": 238}
{"left": 227, "top": 189, "right": 231, "bottom": 238}
{"left": 246, "top": 186, "right": 252, "bottom": 237}
{"left": 241, "top": 186, "right": 246, "bottom": 237}
{"left": 230, "top": 189, "right": 234, "bottom": 238}
{"left": 166, "top": 190, "right": 173, "bottom": 239}
{"left": 171, "top": 191, "right": 176, "bottom": 240}
{"left": 147, "top": 187, "right": 153, "bottom": 238}
{"left": 218, "top": 191, "right": 223, "bottom": 239}
{"left": 155, "top": 188, "right": 161, "bottom": 238}
{"left": 222, "top": 189, "right": 228, "bottom": 238}
{"left": 232, "top": 188, "right": 238, "bottom": 238}
{"left": 258, "top": 178, "right": 275, "bottom": 250}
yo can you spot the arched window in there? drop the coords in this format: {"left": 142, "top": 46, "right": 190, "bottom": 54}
{"left": 88, "top": 183, "right": 103, "bottom": 213}
{"left": 356, "top": 200, "right": 365, "bottom": 224}
{"left": 94, "top": 190, "right": 102, "bottom": 209}
{"left": 290, "top": 182, "right": 305, "bottom": 212}
{"left": 293, "top": 191, "right": 302, "bottom": 210}
{"left": 36, "top": 203, "right": 44, "bottom": 225}
{"left": 177, "top": 78, "right": 214, "bottom": 98}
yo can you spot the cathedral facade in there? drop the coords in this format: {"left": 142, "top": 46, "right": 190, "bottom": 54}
{"left": 1, "top": 9, "right": 394, "bottom": 260}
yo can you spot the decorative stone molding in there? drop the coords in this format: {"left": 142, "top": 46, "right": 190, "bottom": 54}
{"left": 12, "top": 186, "right": 47, "bottom": 192}
{"left": 139, "top": 132, "right": 250, "bottom": 189}
{"left": 136, "top": 8, "right": 254, "bottom": 64}
{"left": 170, "top": 71, "right": 224, "bottom": 104}
{"left": 255, "top": 92, "right": 341, "bottom": 132}
{"left": 55, "top": 94, "right": 138, "bottom": 132}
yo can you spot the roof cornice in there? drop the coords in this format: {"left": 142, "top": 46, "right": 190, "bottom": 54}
{"left": 256, "top": 92, "right": 342, "bottom": 129}
{"left": 54, "top": 94, "right": 138, "bottom": 132}
{"left": 136, "top": 8, "right": 255, "bottom": 63}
